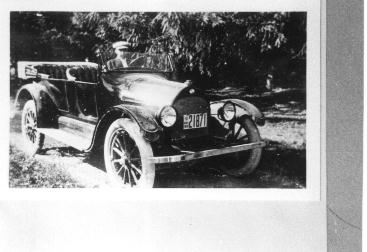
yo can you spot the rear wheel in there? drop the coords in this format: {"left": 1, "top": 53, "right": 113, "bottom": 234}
{"left": 21, "top": 100, "right": 44, "bottom": 156}
{"left": 104, "top": 118, "right": 155, "bottom": 188}
{"left": 217, "top": 115, "right": 263, "bottom": 176}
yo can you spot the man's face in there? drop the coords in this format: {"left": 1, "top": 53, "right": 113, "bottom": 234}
{"left": 115, "top": 48, "right": 126, "bottom": 58}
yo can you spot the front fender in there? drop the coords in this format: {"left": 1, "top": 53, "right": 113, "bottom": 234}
{"left": 14, "top": 82, "right": 58, "bottom": 127}
{"left": 101, "top": 104, "right": 163, "bottom": 142}
{"left": 210, "top": 98, "right": 265, "bottom": 126}
{"left": 118, "top": 104, "right": 163, "bottom": 134}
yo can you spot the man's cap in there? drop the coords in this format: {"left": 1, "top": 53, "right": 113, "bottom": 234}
{"left": 112, "top": 41, "right": 130, "bottom": 50}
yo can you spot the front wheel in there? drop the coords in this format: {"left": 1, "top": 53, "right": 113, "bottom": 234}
{"left": 21, "top": 100, "right": 44, "bottom": 156}
{"left": 104, "top": 118, "right": 155, "bottom": 188}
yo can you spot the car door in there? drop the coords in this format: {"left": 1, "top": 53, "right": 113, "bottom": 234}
{"left": 65, "top": 65, "right": 99, "bottom": 121}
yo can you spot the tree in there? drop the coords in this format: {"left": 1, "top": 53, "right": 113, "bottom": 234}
{"left": 10, "top": 12, "right": 75, "bottom": 62}
{"left": 11, "top": 11, "right": 306, "bottom": 91}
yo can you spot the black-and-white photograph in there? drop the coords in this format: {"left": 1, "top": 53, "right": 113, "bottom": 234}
{"left": 9, "top": 11, "right": 307, "bottom": 188}
{"left": 3, "top": 0, "right": 365, "bottom": 251}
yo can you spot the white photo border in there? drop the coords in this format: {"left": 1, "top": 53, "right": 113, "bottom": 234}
{"left": 0, "top": 0, "right": 323, "bottom": 201}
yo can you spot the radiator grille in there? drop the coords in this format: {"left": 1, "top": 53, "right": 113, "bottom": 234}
{"left": 169, "top": 96, "right": 210, "bottom": 141}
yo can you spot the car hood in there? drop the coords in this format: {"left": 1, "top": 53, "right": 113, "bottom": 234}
{"left": 101, "top": 72, "right": 189, "bottom": 108}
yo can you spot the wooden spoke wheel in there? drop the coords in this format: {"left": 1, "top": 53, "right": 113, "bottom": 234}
{"left": 104, "top": 118, "right": 155, "bottom": 188}
{"left": 21, "top": 100, "right": 44, "bottom": 156}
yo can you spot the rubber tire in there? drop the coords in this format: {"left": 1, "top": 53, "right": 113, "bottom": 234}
{"left": 21, "top": 100, "right": 44, "bottom": 156}
{"left": 104, "top": 118, "right": 155, "bottom": 188}
{"left": 221, "top": 116, "right": 263, "bottom": 176}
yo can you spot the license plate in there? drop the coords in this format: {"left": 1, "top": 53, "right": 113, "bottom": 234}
{"left": 183, "top": 113, "right": 207, "bottom": 129}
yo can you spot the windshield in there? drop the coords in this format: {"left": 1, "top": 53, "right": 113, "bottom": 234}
{"left": 101, "top": 50, "right": 174, "bottom": 72}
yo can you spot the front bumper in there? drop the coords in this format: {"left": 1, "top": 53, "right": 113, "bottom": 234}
{"left": 149, "top": 141, "right": 266, "bottom": 164}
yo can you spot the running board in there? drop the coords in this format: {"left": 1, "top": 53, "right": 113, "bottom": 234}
{"left": 58, "top": 116, "right": 95, "bottom": 138}
{"left": 37, "top": 128, "right": 91, "bottom": 151}
{"left": 36, "top": 116, "right": 96, "bottom": 151}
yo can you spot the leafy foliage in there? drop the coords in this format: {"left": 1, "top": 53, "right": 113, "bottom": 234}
{"left": 10, "top": 11, "right": 306, "bottom": 90}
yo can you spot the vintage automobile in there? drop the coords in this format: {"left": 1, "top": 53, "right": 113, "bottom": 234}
{"left": 15, "top": 44, "right": 266, "bottom": 187}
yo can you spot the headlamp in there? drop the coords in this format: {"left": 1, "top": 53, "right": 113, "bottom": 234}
{"left": 159, "top": 106, "right": 177, "bottom": 127}
{"left": 220, "top": 102, "right": 236, "bottom": 121}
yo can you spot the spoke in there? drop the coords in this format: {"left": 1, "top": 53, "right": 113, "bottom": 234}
{"left": 29, "top": 112, "right": 34, "bottom": 123}
{"left": 122, "top": 132, "right": 138, "bottom": 158}
{"left": 121, "top": 132, "right": 129, "bottom": 152}
{"left": 116, "top": 166, "right": 124, "bottom": 175}
{"left": 115, "top": 137, "right": 124, "bottom": 151}
{"left": 229, "top": 122, "right": 235, "bottom": 136}
{"left": 27, "top": 120, "right": 33, "bottom": 127}
{"left": 121, "top": 169, "right": 127, "bottom": 184}
{"left": 126, "top": 168, "right": 131, "bottom": 186}
{"left": 130, "top": 163, "right": 142, "bottom": 175}
{"left": 126, "top": 144, "right": 138, "bottom": 159}
{"left": 238, "top": 135, "right": 249, "bottom": 141}
{"left": 130, "top": 168, "right": 138, "bottom": 184}
{"left": 234, "top": 125, "right": 243, "bottom": 139}
{"left": 112, "top": 158, "right": 124, "bottom": 163}
{"left": 113, "top": 147, "right": 124, "bottom": 157}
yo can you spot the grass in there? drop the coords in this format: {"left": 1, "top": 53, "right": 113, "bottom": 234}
{"left": 256, "top": 120, "right": 306, "bottom": 188}
{"left": 260, "top": 121, "right": 306, "bottom": 150}
{"left": 9, "top": 145, "right": 83, "bottom": 188}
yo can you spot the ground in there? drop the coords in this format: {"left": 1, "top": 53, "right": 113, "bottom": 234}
{"left": 9, "top": 88, "right": 306, "bottom": 188}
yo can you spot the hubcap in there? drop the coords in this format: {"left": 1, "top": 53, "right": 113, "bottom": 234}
{"left": 110, "top": 129, "right": 142, "bottom": 187}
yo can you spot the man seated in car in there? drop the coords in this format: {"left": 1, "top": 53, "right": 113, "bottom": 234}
{"left": 107, "top": 41, "right": 130, "bottom": 70}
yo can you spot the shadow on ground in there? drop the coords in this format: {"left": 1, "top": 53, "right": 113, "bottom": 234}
{"left": 39, "top": 146, "right": 107, "bottom": 172}
{"left": 154, "top": 140, "right": 305, "bottom": 188}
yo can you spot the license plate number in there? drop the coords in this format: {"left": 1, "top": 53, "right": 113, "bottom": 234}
{"left": 183, "top": 113, "right": 207, "bottom": 129}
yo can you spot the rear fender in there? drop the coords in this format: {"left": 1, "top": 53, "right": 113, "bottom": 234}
{"left": 210, "top": 98, "right": 265, "bottom": 125}
{"left": 14, "top": 82, "right": 58, "bottom": 127}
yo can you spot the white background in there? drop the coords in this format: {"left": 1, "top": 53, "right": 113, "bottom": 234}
{"left": 0, "top": 0, "right": 326, "bottom": 251}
